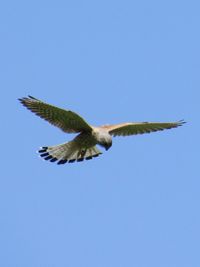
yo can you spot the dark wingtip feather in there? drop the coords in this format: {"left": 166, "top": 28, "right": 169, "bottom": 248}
{"left": 77, "top": 158, "right": 84, "bottom": 162}
{"left": 57, "top": 159, "right": 68, "bottom": 165}
{"left": 93, "top": 154, "right": 100, "bottom": 158}
{"left": 38, "top": 147, "right": 48, "bottom": 153}
{"left": 28, "top": 95, "right": 38, "bottom": 100}
{"left": 18, "top": 97, "right": 27, "bottom": 104}
{"left": 38, "top": 149, "right": 47, "bottom": 153}
{"left": 44, "top": 155, "right": 53, "bottom": 161}
{"left": 40, "top": 152, "right": 49, "bottom": 157}
{"left": 178, "top": 119, "right": 186, "bottom": 126}
{"left": 85, "top": 156, "right": 93, "bottom": 160}
{"left": 50, "top": 157, "right": 58, "bottom": 162}
{"left": 18, "top": 95, "right": 38, "bottom": 104}
{"left": 68, "top": 159, "right": 76, "bottom": 163}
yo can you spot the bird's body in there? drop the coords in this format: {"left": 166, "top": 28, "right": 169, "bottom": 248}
{"left": 19, "top": 96, "right": 185, "bottom": 164}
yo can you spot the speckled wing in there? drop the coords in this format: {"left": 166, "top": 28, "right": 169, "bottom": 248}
{"left": 19, "top": 96, "right": 92, "bottom": 133}
{"left": 102, "top": 120, "right": 185, "bottom": 137}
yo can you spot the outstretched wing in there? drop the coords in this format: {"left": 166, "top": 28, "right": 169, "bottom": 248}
{"left": 19, "top": 96, "right": 92, "bottom": 133}
{"left": 102, "top": 120, "right": 185, "bottom": 137}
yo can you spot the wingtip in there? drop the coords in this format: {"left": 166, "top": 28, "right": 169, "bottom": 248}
{"left": 178, "top": 119, "right": 186, "bottom": 126}
{"left": 28, "top": 95, "right": 37, "bottom": 100}
{"left": 18, "top": 97, "right": 25, "bottom": 102}
{"left": 18, "top": 95, "right": 38, "bottom": 102}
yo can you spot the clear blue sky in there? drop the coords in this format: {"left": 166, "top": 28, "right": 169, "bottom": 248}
{"left": 1, "top": 0, "right": 199, "bottom": 266}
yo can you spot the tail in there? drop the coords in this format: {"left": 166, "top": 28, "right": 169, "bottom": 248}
{"left": 38, "top": 141, "right": 102, "bottom": 164}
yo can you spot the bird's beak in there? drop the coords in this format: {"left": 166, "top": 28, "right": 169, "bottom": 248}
{"left": 105, "top": 143, "right": 112, "bottom": 151}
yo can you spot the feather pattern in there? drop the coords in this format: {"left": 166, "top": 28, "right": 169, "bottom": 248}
{"left": 18, "top": 96, "right": 92, "bottom": 133}
{"left": 38, "top": 142, "right": 102, "bottom": 164}
{"left": 102, "top": 120, "right": 185, "bottom": 137}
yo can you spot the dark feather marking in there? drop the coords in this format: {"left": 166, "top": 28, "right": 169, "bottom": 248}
{"left": 77, "top": 158, "right": 84, "bottom": 162}
{"left": 38, "top": 149, "right": 47, "bottom": 153}
{"left": 40, "top": 152, "right": 49, "bottom": 157}
{"left": 85, "top": 156, "right": 92, "bottom": 160}
{"left": 57, "top": 159, "right": 68, "bottom": 165}
{"left": 28, "top": 95, "right": 38, "bottom": 100}
{"left": 68, "top": 159, "right": 76, "bottom": 163}
{"left": 50, "top": 158, "right": 58, "bottom": 162}
{"left": 61, "top": 160, "right": 68, "bottom": 164}
{"left": 44, "top": 155, "right": 53, "bottom": 160}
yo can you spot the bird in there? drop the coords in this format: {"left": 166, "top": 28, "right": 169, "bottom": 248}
{"left": 19, "top": 96, "right": 185, "bottom": 164}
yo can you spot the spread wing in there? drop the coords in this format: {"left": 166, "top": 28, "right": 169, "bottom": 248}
{"left": 102, "top": 120, "right": 185, "bottom": 137}
{"left": 19, "top": 96, "right": 92, "bottom": 133}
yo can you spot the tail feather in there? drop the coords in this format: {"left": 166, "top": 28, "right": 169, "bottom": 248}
{"left": 38, "top": 141, "right": 102, "bottom": 164}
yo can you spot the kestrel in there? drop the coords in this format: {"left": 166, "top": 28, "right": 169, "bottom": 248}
{"left": 19, "top": 96, "right": 185, "bottom": 164}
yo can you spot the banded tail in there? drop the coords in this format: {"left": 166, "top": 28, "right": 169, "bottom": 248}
{"left": 38, "top": 141, "right": 102, "bottom": 164}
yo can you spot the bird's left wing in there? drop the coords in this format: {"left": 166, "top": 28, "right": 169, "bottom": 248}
{"left": 19, "top": 96, "right": 92, "bottom": 133}
{"left": 102, "top": 120, "right": 185, "bottom": 137}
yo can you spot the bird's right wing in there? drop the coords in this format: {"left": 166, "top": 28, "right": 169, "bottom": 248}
{"left": 19, "top": 96, "right": 93, "bottom": 133}
{"left": 102, "top": 120, "right": 185, "bottom": 136}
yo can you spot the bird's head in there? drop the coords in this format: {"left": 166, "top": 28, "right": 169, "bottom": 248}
{"left": 93, "top": 128, "right": 112, "bottom": 151}
{"left": 100, "top": 138, "right": 112, "bottom": 151}
{"left": 97, "top": 133, "right": 112, "bottom": 151}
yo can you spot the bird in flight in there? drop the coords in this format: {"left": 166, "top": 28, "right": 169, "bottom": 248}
{"left": 19, "top": 96, "right": 185, "bottom": 164}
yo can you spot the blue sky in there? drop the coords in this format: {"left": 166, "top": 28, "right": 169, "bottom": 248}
{"left": 1, "top": 0, "right": 199, "bottom": 266}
